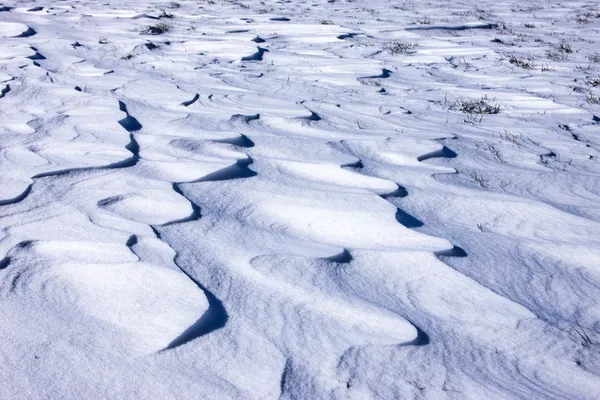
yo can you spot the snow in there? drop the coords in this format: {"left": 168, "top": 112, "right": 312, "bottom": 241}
{"left": 1, "top": 0, "right": 600, "bottom": 398}
{"left": 0, "top": 21, "right": 29, "bottom": 37}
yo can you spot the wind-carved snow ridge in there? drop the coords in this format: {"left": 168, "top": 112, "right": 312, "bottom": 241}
{"left": 1, "top": 0, "right": 600, "bottom": 398}
{"left": 0, "top": 99, "right": 142, "bottom": 205}
{"left": 150, "top": 224, "right": 228, "bottom": 351}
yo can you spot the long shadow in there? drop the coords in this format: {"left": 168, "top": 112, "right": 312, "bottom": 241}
{"left": 279, "top": 358, "right": 293, "bottom": 395}
{"left": 0, "top": 184, "right": 32, "bottom": 206}
{"left": 435, "top": 245, "right": 468, "bottom": 258}
{"left": 161, "top": 183, "right": 202, "bottom": 225}
{"left": 325, "top": 248, "right": 353, "bottom": 263}
{"left": 296, "top": 111, "right": 321, "bottom": 122}
{"left": 164, "top": 255, "right": 228, "bottom": 349}
{"left": 241, "top": 47, "right": 269, "bottom": 62}
{"left": 213, "top": 134, "right": 255, "bottom": 148}
{"left": 125, "top": 234, "right": 138, "bottom": 247}
{"left": 0, "top": 84, "right": 10, "bottom": 98}
{"left": 360, "top": 68, "right": 392, "bottom": 79}
{"left": 228, "top": 113, "right": 260, "bottom": 124}
{"left": 417, "top": 146, "right": 457, "bottom": 162}
{"left": 195, "top": 157, "right": 257, "bottom": 182}
{"left": 0, "top": 241, "right": 33, "bottom": 270}
{"left": 27, "top": 47, "right": 46, "bottom": 60}
{"left": 406, "top": 23, "right": 497, "bottom": 31}
{"left": 32, "top": 133, "right": 140, "bottom": 179}
{"left": 337, "top": 32, "right": 360, "bottom": 40}
{"left": 380, "top": 184, "right": 409, "bottom": 199}
{"left": 341, "top": 159, "right": 364, "bottom": 169}
{"left": 17, "top": 27, "right": 37, "bottom": 37}
{"left": 403, "top": 323, "right": 430, "bottom": 346}
{"left": 394, "top": 208, "right": 424, "bottom": 228}
{"left": 180, "top": 93, "right": 199, "bottom": 107}
{"left": 118, "top": 100, "right": 143, "bottom": 132}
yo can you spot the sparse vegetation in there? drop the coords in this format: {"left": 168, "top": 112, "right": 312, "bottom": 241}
{"left": 453, "top": 95, "right": 500, "bottom": 123}
{"left": 546, "top": 50, "right": 568, "bottom": 61}
{"left": 159, "top": 9, "right": 174, "bottom": 19}
{"left": 456, "top": 95, "right": 500, "bottom": 114}
{"left": 587, "top": 53, "right": 600, "bottom": 63}
{"left": 484, "top": 142, "right": 505, "bottom": 163}
{"left": 587, "top": 76, "right": 600, "bottom": 87}
{"left": 145, "top": 41, "right": 159, "bottom": 50}
{"left": 498, "top": 130, "right": 521, "bottom": 145}
{"left": 508, "top": 54, "right": 535, "bottom": 69}
{"left": 474, "top": 7, "right": 495, "bottom": 20}
{"left": 575, "top": 63, "right": 593, "bottom": 71}
{"left": 555, "top": 41, "right": 573, "bottom": 54}
{"left": 572, "top": 324, "right": 594, "bottom": 346}
{"left": 494, "top": 20, "right": 509, "bottom": 31}
{"left": 513, "top": 4, "right": 542, "bottom": 12}
{"left": 574, "top": 11, "right": 600, "bottom": 24}
{"left": 472, "top": 172, "right": 490, "bottom": 188}
{"left": 142, "top": 23, "right": 171, "bottom": 35}
{"left": 392, "top": 3, "right": 414, "bottom": 11}
{"left": 576, "top": 11, "right": 600, "bottom": 24}
{"left": 383, "top": 40, "right": 418, "bottom": 55}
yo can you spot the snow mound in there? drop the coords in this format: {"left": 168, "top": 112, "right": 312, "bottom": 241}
{"left": 0, "top": 21, "right": 33, "bottom": 37}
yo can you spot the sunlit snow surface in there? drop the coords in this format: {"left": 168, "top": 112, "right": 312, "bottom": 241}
{"left": 1, "top": 0, "right": 600, "bottom": 398}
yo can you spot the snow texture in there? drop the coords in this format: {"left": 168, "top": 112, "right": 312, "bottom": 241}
{"left": 1, "top": 0, "right": 600, "bottom": 398}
